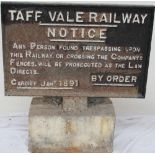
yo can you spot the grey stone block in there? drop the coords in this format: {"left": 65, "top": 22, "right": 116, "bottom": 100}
{"left": 28, "top": 97, "right": 115, "bottom": 153}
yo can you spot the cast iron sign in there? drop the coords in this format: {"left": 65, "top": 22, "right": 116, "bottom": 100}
{"left": 1, "top": 2, "right": 154, "bottom": 97}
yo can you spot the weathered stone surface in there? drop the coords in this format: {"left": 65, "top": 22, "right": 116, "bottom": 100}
{"left": 28, "top": 97, "right": 115, "bottom": 153}
{"left": 63, "top": 96, "right": 87, "bottom": 111}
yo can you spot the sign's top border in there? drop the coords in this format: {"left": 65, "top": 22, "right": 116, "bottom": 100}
{"left": 1, "top": 1, "right": 155, "bottom": 9}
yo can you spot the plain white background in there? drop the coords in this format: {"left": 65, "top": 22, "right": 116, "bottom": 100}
{"left": 0, "top": 1, "right": 155, "bottom": 116}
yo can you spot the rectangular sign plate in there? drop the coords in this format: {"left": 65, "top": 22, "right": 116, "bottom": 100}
{"left": 1, "top": 3, "right": 154, "bottom": 97}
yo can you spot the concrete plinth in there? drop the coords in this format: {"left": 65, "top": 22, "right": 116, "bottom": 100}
{"left": 28, "top": 97, "right": 115, "bottom": 153}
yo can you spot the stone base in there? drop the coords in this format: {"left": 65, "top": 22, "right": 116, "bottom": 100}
{"left": 28, "top": 97, "right": 115, "bottom": 153}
